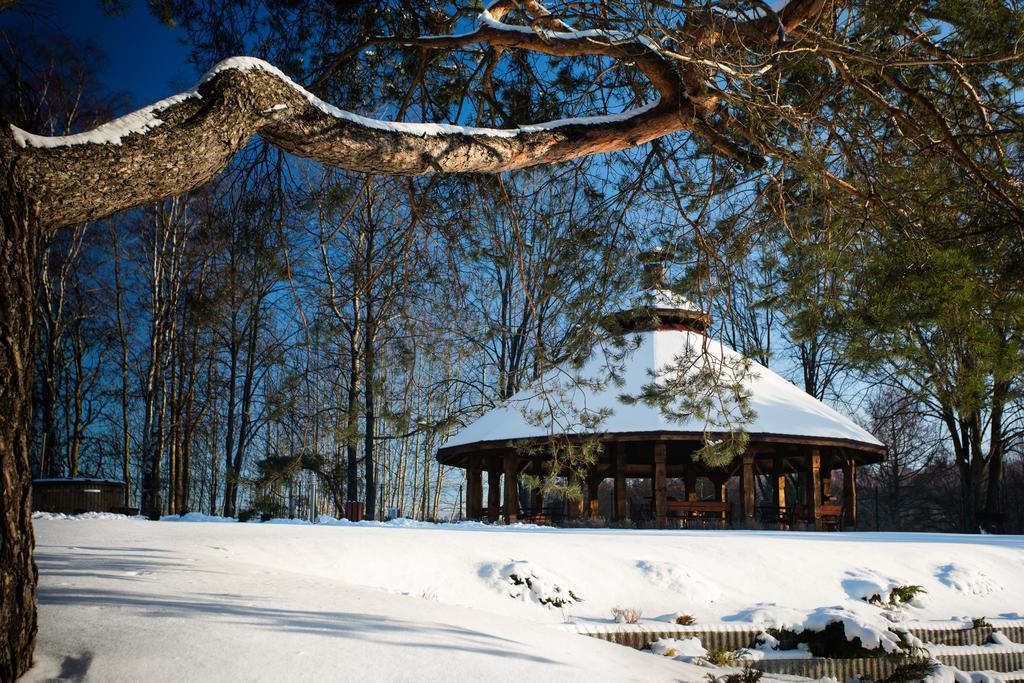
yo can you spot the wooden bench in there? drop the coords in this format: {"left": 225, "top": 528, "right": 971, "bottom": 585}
{"left": 520, "top": 512, "right": 551, "bottom": 525}
{"left": 788, "top": 504, "right": 844, "bottom": 530}
{"left": 479, "top": 506, "right": 505, "bottom": 521}
{"left": 479, "top": 506, "right": 552, "bottom": 525}
{"left": 666, "top": 500, "right": 730, "bottom": 526}
{"left": 819, "top": 504, "right": 844, "bottom": 531}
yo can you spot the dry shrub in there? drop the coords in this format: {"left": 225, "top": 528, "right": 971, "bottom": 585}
{"left": 611, "top": 606, "right": 642, "bottom": 624}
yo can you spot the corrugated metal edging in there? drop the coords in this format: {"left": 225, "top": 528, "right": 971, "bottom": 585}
{"left": 936, "top": 652, "right": 1024, "bottom": 673}
{"left": 573, "top": 625, "right": 759, "bottom": 651}
{"left": 911, "top": 625, "right": 1024, "bottom": 646}
{"left": 750, "top": 652, "right": 1024, "bottom": 679}
{"left": 574, "top": 623, "right": 1021, "bottom": 651}
{"left": 756, "top": 656, "right": 923, "bottom": 681}
{"left": 910, "top": 626, "right": 992, "bottom": 646}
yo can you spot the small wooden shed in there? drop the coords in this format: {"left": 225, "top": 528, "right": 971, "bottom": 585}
{"left": 32, "top": 478, "right": 128, "bottom": 514}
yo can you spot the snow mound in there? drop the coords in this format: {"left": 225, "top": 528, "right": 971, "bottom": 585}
{"left": 922, "top": 660, "right": 1004, "bottom": 683}
{"left": 650, "top": 636, "right": 707, "bottom": 660}
{"left": 162, "top": 512, "right": 238, "bottom": 523}
{"left": 315, "top": 514, "right": 542, "bottom": 531}
{"left": 480, "top": 560, "right": 583, "bottom": 609}
{"left": 32, "top": 511, "right": 132, "bottom": 521}
{"left": 937, "top": 563, "right": 1003, "bottom": 597}
{"left": 842, "top": 567, "right": 914, "bottom": 604}
{"left": 636, "top": 560, "right": 721, "bottom": 605}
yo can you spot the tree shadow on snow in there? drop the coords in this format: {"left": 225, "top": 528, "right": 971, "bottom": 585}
{"left": 37, "top": 585, "right": 557, "bottom": 665}
{"left": 34, "top": 547, "right": 224, "bottom": 584}
{"left": 57, "top": 651, "right": 93, "bottom": 681}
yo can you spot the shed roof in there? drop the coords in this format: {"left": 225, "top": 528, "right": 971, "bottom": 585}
{"left": 33, "top": 478, "right": 127, "bottom": 486}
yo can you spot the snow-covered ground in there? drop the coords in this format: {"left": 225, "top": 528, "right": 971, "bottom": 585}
{"left": 24, "top": 515, "right": 1024, "bottom": 682}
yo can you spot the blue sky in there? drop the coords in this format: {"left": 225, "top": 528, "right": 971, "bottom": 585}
{"left": 4, "top": 0, "right": 192, "bottom": 109}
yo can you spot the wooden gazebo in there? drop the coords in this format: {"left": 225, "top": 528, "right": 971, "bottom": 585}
{"left": 437, "top": 266, "right": 885, "bottom": 531}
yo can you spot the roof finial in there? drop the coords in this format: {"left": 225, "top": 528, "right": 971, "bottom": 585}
{"left": 639, "top": 249, "right": 669, "bottom": 290}
{"left": 600, "top": 249, "right": 713, "bottom": 334}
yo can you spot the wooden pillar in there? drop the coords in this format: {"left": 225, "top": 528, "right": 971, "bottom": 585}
{"left": 530, "top": 457, "right": 544, "bottom": 515}
{"left": 684, "top": 464, "right": 697, "bottom": 502}
{"left": 487, "top": 456, "right": 501, "bottom": 523}
{"left": 710, "top": 473, "right": 727, "bottom": 501}
{"left": 503, "top": 452, "right": 519, "bottom": 524}
{"left": 710, "top": 471, "right": 728, "bottom": 526}
{"left": 821, "top": 454, "right": 833, "bottom": 502}
{"left": 587, "top": 473, "right": 601, "bottom": 518}
{"left": 569, "top": 473, "right": 585, "bottom": 520}
{"left": 613, "top": 444, "right": 627, "bottom": 521}
{"left": 843, "top": 457, "right": 858, "bottom": 529}
{"left": 771, "top": 457, "right": 786, "bottom": 509}
{"left": 466, "top": 466, "right": 482, "bottom": 520}
{"left": 741, "top": 451, "right": 756, "bottom": 526}
{"left": 809, "top": 448, "right": 823, "bottom": 530}
{"left": 652, "top": 442, "right": 667, "bottom": 527}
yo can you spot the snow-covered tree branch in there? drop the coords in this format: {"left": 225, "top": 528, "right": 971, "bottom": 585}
{"left": 3, "top": 0, "right": 826, "bottom": 232}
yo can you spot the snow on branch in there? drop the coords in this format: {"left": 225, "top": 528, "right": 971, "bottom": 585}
{"left": 10, "top": 57, "right": 663, "bottom": 149}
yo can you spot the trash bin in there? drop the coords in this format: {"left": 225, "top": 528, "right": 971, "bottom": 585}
{"left": 344, "top": 500, "right": 364, "bottom": 522}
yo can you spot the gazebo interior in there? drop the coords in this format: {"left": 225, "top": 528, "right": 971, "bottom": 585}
{"left": 438, "top": 434, "right": 885, "bottom": 531}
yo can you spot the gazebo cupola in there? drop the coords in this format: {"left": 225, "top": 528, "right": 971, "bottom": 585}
{"left": 603, "top": 250, "right": 712, "bottom": 334}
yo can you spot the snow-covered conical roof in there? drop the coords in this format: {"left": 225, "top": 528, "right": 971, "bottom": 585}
{"left": 439, "top": 328, "right": 882, "bottom": 456}
{"left": 439, "top": 251, "right": 882, "bottom": 462}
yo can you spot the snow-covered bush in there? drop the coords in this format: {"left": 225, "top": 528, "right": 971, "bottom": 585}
{"left": 704, "top": 666, "right": 763, "bottom": 683}
{"left": 866, "top": 584, "right": 927, "bottom": 608}
{"left": 483, "top": 560, "right": 583, "bottom": 608}
{"left": 764, "top": 620, "right": 925, "bottom": 660}
{"left": 704, "top": 647, "right": 742, "bottom": 666}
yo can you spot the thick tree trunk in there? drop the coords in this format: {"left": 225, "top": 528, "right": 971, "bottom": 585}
{"left": 112, "top": 225, "right": 133, "bottom": 507}
{"left": 345, "top": 320, "right": 360, "bottom": 504}
{"left": 38, "top": 334, "right": 60, "bottom": 477}
{"left": 229, "top": 305, "right": 261, "bottom": 517}
{"left": 983, "top": 382, "right": 1008, "bottom": 530}
{"left": 222, "top": 328, "right": 239, "bottom": 517}
{"left": 0, "top": 166, "right": 40, "bottom": 681}
{"left": 363, "top": 309, "right": 376, "bottom": 521}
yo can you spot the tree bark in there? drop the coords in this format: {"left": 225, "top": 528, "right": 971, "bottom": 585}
{"left": 0, "top": 160, "right": 40, "bottom": 681}
{"left": 345, "top": 320, "right": 360, "bottom": 504}
{"left": 363, "top": 300, "right": 377, "bottom": 521}
{"left": 111, "top": 224, "right": 133, "bottom": 507}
